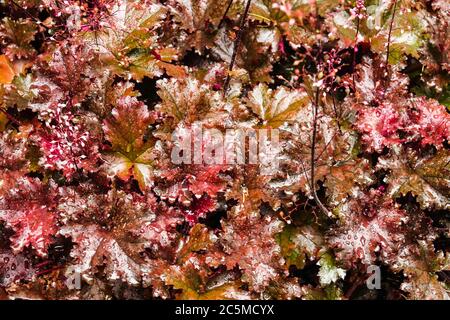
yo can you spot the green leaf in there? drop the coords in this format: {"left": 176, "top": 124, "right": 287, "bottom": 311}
{"left": 102, "top": 96, "right": 156, "bottom": 190}
{"left": 378, "top": 147, "right": 450, "bottom": 210}
{"left": 317, "top": 252, "right": 346, "bottom": 286}
{"left": 302, "top": 284, "right": 344, "bottom": 300}
{"left": 247, "top": 83, "right": 309, "bottom": 128}
{"left": 373, "top": 8, "right": 426, "bottom": 64}
{"left": 332, "top": 2, "right": 427, "bottom": 63}
{"left": 167, "top": 267, "right": 247, "bottom": 300}
{"left": 276, "top": 224, "right": 324, "bottom": 269}
{"left": 2, "top": 73, "right": 35, "bottom": 110}
{"left": 85, "top": 2, "right": 176, "bottom": 80}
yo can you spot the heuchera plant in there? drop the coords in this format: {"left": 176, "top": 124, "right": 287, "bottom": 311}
{"left": 0, "top": 0, "right": 449, "bottom": 300}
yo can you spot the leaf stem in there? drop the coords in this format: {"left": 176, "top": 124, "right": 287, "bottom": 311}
{"left": 331, "top": 94, "right": 342, "bottom": 133}
{"left": 352, "top": 16, "right": 360, "bottom": 92}
{"left": 9, "top": 0, "right": 50, "bottom": 30}
{"left": 218, "top": 0, "right": 234, "bottom": 30}
{"left": 223, "top": 0, "right": 252, "bottom": 94}
{"left": 311, "top": 87, "right": 331, "bottom": 217}
{"left": 384, "top": 0, "right": 398, "bottom": 87}
{"left": 0, "top": 109, "right": 21, "bottom": 126}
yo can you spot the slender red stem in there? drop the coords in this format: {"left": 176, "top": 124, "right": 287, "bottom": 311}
{"left": 384, "top": 0, "right": 398, "bottom": 89}
{"left": 0, "top": 109, "right": 21, "bottom": 126}
{"left": 223, "top": 0, "right": 252, "bottom": 94}
{"left": 310, "top": 88, "right": 331, "bottom": 217}
{"left": 218, "top": 0, "right": 235, "bottom": 30}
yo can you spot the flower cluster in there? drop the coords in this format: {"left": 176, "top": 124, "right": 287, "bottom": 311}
{"left": 38, "top": 103, "right": 99, "bottom": 179}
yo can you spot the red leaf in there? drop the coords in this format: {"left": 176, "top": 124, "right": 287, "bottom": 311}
{"left": 1, "top": 205, "right": 57, "bottom": 257}
{"left": 327, "top": 189, "right": 408, "bottom": 267}
{"left": 0, "top": 250, "right": 37, "bottom": 286}
{"left": 409, "top": 97, "right": 450, "bottom": 148}
{"left": 182, "top": 195, "right": 216, "bottom": 225}
{"left": 355, "top": 103, "right": 406, "bottom": 152}
{"left": 0, "top": 177, "right": 58, "bottom": 257}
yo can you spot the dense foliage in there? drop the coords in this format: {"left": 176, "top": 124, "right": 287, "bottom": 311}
{"left": 0, "top": 0, "right": 449, "bottom": 300}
